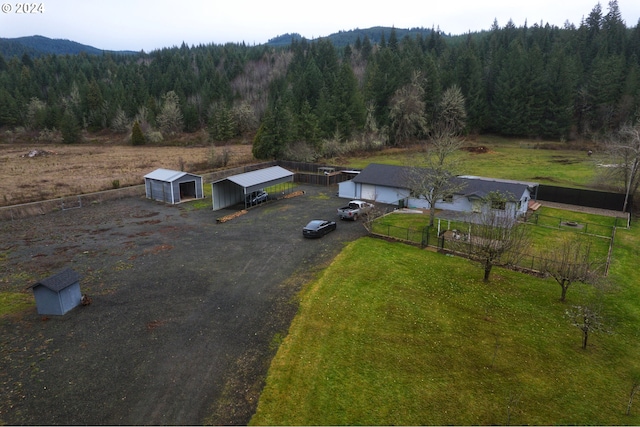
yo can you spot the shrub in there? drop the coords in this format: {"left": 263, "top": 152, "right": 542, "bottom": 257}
{"left": 145, "top": 131, "right": 164, "bottom": 144}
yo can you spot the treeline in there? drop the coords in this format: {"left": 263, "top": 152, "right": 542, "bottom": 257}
{"left": 0, "top": 1, "right": 639, "bottom": 157}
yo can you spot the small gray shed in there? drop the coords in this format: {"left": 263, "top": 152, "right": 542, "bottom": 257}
{"left": 144, "top": 168, "right": 204, "bottom": 204}
{"left": 31, "top": 268, "right": 82, "bottom": 316}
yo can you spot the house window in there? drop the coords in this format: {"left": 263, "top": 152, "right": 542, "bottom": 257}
{"left": 443, "top": 194, "right": 453, "bottom": 203}
{"left": 491, "top": 199, "right": 506, "bottom": 210}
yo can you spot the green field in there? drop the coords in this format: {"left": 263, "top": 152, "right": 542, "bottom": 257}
{"left": 346, "top": 136, "right": 608, "bottom": 190}
{"left": 251, "top": 233, "right": 640, "bottom": 425}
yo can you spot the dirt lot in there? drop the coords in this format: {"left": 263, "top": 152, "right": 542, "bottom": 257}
{"left": 0, "top": 185, "right": 367, "bottom": 425}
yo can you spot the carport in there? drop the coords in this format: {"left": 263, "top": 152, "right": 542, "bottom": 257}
{"left": 211, "top": 165, "right": 294, "bottom": 210}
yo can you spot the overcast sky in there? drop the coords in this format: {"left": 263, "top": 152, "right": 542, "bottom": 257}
{"left": 2, "top": 0, "right": 640, "bottom": 52}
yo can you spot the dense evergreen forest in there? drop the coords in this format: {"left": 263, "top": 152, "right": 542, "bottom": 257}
{"left": 1, "top": 1, "right": 639, "bottom": 160}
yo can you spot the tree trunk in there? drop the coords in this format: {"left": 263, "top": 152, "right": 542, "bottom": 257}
{"left": 429, "top": 208, "right": 436, "bottom": 228}
{"left": 627, "top": 384, "right": 640, "bottom": 415}
{"left": 560, "top": 282, "right": 569, "bottom": 302}
{"left": 582, "top": 330, "right": 589, "bottom": 349}
{"left": 484, "top": 264, "right": 492, "bottom": 282}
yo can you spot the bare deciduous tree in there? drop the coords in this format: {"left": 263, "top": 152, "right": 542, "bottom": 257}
{"left": 626, "top": 372, "right": 640, "bottom": 416}
{"left": 539, "top": 235, "right": 603, "bottom": 302}
{"left": 437, "top": 84, "right": 467, "bottom": 136}
{"left": 25, "top": 97, "right": 47, "bottom": 130}
{"left": 604, "top": 123, "right": 640, "bottom": 212}
{"left": 111, "top": 107, "right": 129, "bottom": 133}
{"left": 231, "top": 101, "right": 258, "bottom": 135}
{"left": 404, "top": 129, "right": 466, "bottom": 227}
{"left": 157, "top": 91, "right": 184, "bottom": 136}
{"left": 565, "top": 302, "right": 607, "bottom": 349}
{"left": 506, "top": 389, "right": 521, "bottom": 426}
{"left": 462, "top": 192, "right": 531, "bottom": 282}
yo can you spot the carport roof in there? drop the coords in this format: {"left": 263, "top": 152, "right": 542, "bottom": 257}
{"left": 217, "top": 166, "right": 293, "bottom": 190}
{"left": 144, "top": 168, "right": 200, "bottom": 182}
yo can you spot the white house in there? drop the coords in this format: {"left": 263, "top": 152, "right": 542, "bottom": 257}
{"left": 341, "top": 163, "right": 411, "bottom": 205}
{"left": 339, "top": 163, "right": 538, "bottom": 218}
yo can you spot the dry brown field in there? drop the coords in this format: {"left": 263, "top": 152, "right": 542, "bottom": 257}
{"left": 0, "top": 143, "right": 255, "bottom": 207}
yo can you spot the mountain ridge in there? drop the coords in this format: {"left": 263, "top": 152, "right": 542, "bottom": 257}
{"left": 1, "top": 27, "right": 442, "bottom": 57}
{"left": 0, "top": 35, "right": 140, "bottom": 57}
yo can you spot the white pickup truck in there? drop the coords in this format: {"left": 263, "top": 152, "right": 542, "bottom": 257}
{"left": 337, "top": 200, "right": 374, "bottom": 220}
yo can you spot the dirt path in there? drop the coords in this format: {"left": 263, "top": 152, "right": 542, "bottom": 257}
{"left": 0, "top": 185, "right": 367, "bottom": 425}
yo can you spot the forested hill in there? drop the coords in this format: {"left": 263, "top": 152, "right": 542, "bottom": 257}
{"left": 267, "top": 27, "right": 435, "bottom": 47}
{"left": 0, "top": 35, "right": 139, "bottom": 57}
{"left": 1, "top": 1, "right": 639, "bottom": 160}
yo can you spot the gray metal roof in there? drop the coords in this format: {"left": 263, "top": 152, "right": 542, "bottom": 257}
{"left": 31, "top": 268, "right": 80, "bottom": 292}
{"left": 144, "top": 168, "right": 201, "bottom": 182}
{"left": 458, "top": 175, "right": 539, "bottom": 188}
{"left": 453, "top": 177, "right": 533, "bottom": 201}
{"left": 352, "top": 163, "right": 411, "bottom": 188}
{"left": 353, "top": 163, "right": 537, "bottom": 201}
{"left": 220, "top": 166, "right": 293, "bottom": 190}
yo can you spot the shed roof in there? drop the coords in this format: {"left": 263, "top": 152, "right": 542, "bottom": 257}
{"left": 144, "top": 168, "right": 200, "bottom": 182}
{"left": 218, "top": 166, "right": 294, "bottom": 189}
{"left": 32, "top": 268, "right": 80, "bottom": 292}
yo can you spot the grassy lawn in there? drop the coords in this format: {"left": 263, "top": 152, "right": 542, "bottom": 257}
{"left": 0, "top": 292, "right": 33, "bottom": 316}
{"left": 344, "top": 136, "right": 606, "bottom": 189}
{"left": 251, "top": 233, "right": 640, "bottom": 425}
{"left": 369, "top": 208, "right": 614, "bottom": 268}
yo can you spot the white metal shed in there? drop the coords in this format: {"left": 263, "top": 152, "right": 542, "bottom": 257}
{"left": 144, "top": 168, "right": 204, "bottom": 204}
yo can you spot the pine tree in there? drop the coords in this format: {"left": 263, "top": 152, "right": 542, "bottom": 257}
{"left": 252, "top": 96, "right": 294, "bottom": 159}
{"left": 208, "top": 104, "right": 236, "bottom": 142}
{"left": 0, "top": 89, "right": 19, "bottom": 126}
{"left": 131, "top": 120, "right": 146, "bottom": 145}
{"left": 60, "top": 111, "right": 81, "bottom": 144}
{"left": 297, "top": 100, "right": 321, "bottom": 147}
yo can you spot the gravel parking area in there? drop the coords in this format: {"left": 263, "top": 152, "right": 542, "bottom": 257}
{"left": 0, "top": 185, "right": 367, "bottom": 425}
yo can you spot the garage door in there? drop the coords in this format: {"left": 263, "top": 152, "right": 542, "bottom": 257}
{"left": 361, "top": 184, "right": 377, "bottom": 201}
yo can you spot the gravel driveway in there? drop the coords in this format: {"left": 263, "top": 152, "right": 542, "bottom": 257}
{"left": 0, "top": 185, "right": 367, "bottom": 425}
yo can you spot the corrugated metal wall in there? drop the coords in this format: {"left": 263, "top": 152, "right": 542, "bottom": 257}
{"left": 146, "top": 179, "right": 172, "bottom": 203}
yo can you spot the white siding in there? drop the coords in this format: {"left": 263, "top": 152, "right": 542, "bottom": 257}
{"left": 338, "top": 180, "right": 357, "bottom": 199}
